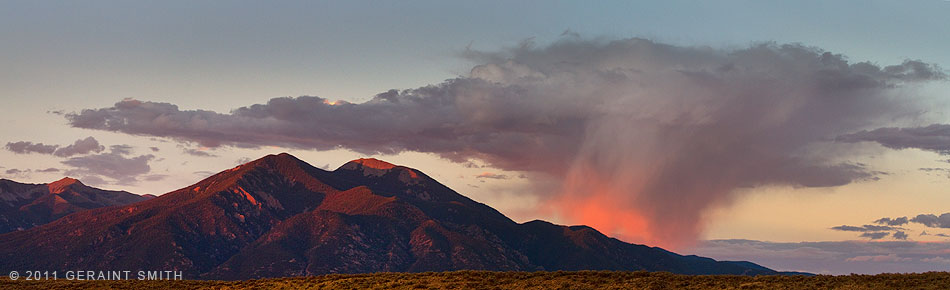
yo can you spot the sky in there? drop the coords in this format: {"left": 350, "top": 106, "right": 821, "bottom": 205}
{"left": 2, "top": 0, "right": 950, "bottom": 274}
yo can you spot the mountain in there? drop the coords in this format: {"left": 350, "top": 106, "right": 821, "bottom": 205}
{"left": 0, "top": 153, "right": 779, "bottom": 279}
{"left": 0, "top": 177, "right": 154, "bottom": 233}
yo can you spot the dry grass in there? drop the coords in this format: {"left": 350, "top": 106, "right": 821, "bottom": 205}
{"left": 2, "top": 271, "right": 950, "bottom": 290}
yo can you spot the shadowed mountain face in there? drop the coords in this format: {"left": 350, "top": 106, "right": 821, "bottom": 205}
{"left": 0, "top": 153, "right": 778, "bottom": 279}
{"left": 0, "top": 177, "right": 153, "bottom": 233}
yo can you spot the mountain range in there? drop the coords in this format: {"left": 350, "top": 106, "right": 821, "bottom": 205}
{"left": 0, "top": 153, "right": 784, "bottom": 279}
{"left": 0, "top": 177, "right": 153, "bottom": 233}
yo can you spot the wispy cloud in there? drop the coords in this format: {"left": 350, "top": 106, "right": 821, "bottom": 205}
{"left": 4, "top": 168, "right": 28, "bottom": 175}
{"left": 5, "top": 137, "right": 106, "bottom": 157}
{"left": 831, "top": 225, "right": 901, "bottom": 232}
{"left": 475, "top": 172, "right": 509, "bottom": 180}
{"left": 5, "top": 141, "right": 57, "bottom": 155}
{"left": 182, "top": 148, "right": 217, "bottom": 157}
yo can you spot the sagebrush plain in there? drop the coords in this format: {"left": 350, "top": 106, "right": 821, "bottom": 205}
{"left": 3, "top": 271, "right": 950, "bottom": 290}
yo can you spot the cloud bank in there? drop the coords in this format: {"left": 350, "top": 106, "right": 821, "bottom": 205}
{"left": 61, "top": 148, "right": 155, "bottom": 185}
{"left": 64, "top": 38, "right": 945, "bottom": 247}
{"left": 691, "top": 239, "right": 950, "bottom": 275}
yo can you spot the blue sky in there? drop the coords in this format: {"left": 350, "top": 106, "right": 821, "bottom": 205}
{"left": 4, "top": 0, "right": 948, "bottom": 110}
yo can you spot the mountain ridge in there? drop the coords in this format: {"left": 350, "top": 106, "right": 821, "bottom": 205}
{"left": 0, "top": 177, "right": 152, "bottom": 233}
{"left": 0, "top": 153, "right": 783, "bottom": 279}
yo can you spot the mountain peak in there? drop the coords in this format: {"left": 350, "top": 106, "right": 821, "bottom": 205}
{"left": 350, "top": 158, "right": 396, "bottom": 170}
{"left": 48, "top": 177, "right": 84, "bottom": 194}
{"left": 337, "top": 158, "right": 421, "bottom": 179}
{"left": 234, "top": 153, "right": 307, "bottom": 171}
{"left": 255, "top": 152, "right": 301, "bottom": 163}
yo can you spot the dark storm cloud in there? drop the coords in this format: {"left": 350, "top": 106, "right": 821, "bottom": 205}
{"left": 4, "top": 137, "right": 105, "bottom": 157}
{"left": 875, "top": 216, "right": 909, "bottom": 226}
{"left": 5, "top": 141, "right": 58, "bottom": 155}
{"left": 880, "top": 60, "right": 946, "bottom": 81}
{"left": 64, "top": 38, "right": 945, "bottom": 246}
{"left": 838, "top": 124, "right": 950, "bottom": 155}
{"left": 860, "top": 232, "right": 890, "bottom": 240}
